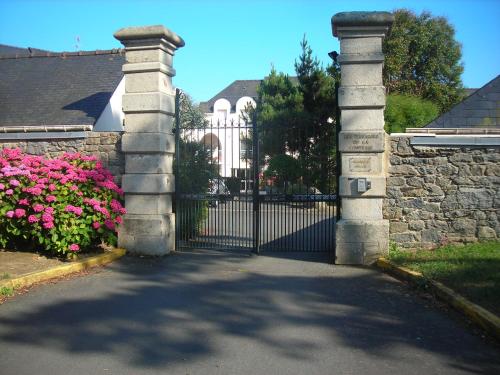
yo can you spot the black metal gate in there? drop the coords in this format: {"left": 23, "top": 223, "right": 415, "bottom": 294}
{"left": 174, "top": 89, "right": 337, "bottom": 256}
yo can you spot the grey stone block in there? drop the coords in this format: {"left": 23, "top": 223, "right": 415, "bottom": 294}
{"left": 339, "top": 176, "right": 386, "bottom": 197}
{"left": 124, "top": 70, "right": 174, "bottom": 93}
{"left": 340, "top": 63, "right": 383, "bottom": 86}
{"left": 125, "top": 194, "right": 172, "bottom": 215}
{"left": 124, "top": 113, "right": 175, "bottom": 134}
{"left": 118, "top": 232, "right": 174, "bottom": 255}
{"left": 114, "top": 24, "right": 185, "bottom": 48}
{"left": 121, "top": 213, "right": 174, "bottom": 237}
{"left": 122, "top": 92, "right": 175, "bottom": 114}
{"left": 335, "top": 219, "right": 389, "bottom": 265}
{"left": 122, "top": 133, "right": 175, "bottom": 153}
{"left": 478, "top": 226, "right": 497, "bottom": 239}
{"left": 338, "top": 86, "right": 385, "bottom": 109}
{"left": 122, "top": 173, "right": 174, "bottom": 193}
{"left": 340, "top": 37, "right": 382, "bottom": 54}
{"left": 125, "top": 154, "right": 173, "bottom": 174}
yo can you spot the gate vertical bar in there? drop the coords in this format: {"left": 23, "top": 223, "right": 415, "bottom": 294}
{"left": 252, "top": 113, "right": 260, "bottom": 254}
{"left": 174, "top": 88, "right": 181, "bottom": 250}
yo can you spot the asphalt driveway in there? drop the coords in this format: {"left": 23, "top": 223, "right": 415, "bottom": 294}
{"left": 0, "top": 250, "right": 498, "bottom": 375}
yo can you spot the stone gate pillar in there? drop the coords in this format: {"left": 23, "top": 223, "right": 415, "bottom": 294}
{"left": 332, "top": 12, "right": 394, "bottom": 264}
{"left": 114, "top": 25, "right": 184, "bottom": 255}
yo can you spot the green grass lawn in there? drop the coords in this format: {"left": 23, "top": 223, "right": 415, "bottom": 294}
{"left": 389, "top": 241, "right": 500, "bottom": 316}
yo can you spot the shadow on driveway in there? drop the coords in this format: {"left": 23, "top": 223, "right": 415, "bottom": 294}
{"left": 0, "top": 250, "right": 498, "bottom": 374}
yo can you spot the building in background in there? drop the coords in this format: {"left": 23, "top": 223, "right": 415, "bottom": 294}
{"left": 197, "top": 80, "right": 259, "bottom": 189}
{"left": 423, "top": 75, "right": 499, "bottom": 130}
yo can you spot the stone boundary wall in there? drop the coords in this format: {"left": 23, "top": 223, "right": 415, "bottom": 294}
{"left": 0, "top": 132, "right": 124, "bottom": 183}
{"left": 384, "top": 135, "right": 500, "bottom": 248}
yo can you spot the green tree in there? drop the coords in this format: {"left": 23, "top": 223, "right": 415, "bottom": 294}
{"left": 254, "top": 37, "right": 338, "bottom": 192}
{"left": 384, "top": 94, "right": 439, "bottom": 133}
{"left": 177, "top": 92, "right": 217, "bottom": 194}
{"left": 179, "top": 92, "right": 207, "bottom": 129}
{"left": 383, "top": 9, "right": 465, "bottom": 112}
{"left": 255, "top": 67, "right": 304, "bottom": 157}
{"left": 264, "top": 154, "right": 301, "bottom": 186}
{"left": 176, "top": 93, "right": 217, "bottom": 237}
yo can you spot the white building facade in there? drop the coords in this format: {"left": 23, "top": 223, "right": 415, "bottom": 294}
{"left": 197, "top": 80, "right": 260, "bottom": 190}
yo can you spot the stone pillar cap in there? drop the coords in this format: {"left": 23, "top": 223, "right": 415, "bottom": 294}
{"left": 114, "top": 25, "right": 185, "bottom": 48}
{"left": 332, "top": 11, "right": 394, "bottom": 36}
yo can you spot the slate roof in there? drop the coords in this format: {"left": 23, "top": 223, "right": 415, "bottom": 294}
{"left": 425, "top": 75, "right": 500, "bottom": 128}
{"left": 200, "top": 80, "right": 261, "bottom": 113}
{"left": 0, "top": 46, "right": 124, "bottom": 127}
{"left": 0, "top": 43, "right": 53, "bottom": 58}
{"left": 200, "top": 77, "right": 299, "bottom": 113}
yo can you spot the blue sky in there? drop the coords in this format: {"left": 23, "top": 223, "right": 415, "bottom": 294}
{"left": 1, "top": 0, "right": 499, "bottom": 102}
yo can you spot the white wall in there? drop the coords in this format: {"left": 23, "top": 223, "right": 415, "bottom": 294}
{"left": 93, "top": 77, "right": 125, "bottom": 132}
{"left": 201, "top": 97, "right": 256, "bottom": 179}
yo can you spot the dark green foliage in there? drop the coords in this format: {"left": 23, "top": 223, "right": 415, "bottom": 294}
{"left": 177, "top": 140, "right": 217, "bottom": 194}
{"left": 383, "top": 9, "right": 465, "bottom": 112}
{"left": 225, "top": 177, "right": 241, "bottom": 195}
{"left": 179, "top": 92, "right": 207, "bottom": 129}
{"left": 256, "top": 67, "right": 304, "bottom": 157}
{"left": 264, "top": 154, "right": 301, "bottom": 186}
{"left": 254, "top": 36, "right": 339, "bottom": 193}
{"left": 176, "top": 94, "right": 217, "bottom": 237}
{"left": 385, "top": 94, "right": 440, "bottom": 133}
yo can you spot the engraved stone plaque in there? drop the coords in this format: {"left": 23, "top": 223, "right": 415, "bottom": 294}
{"left": 349, "top": 157, "right": 371, "bottom": 172}
{"left": 339, "top": 131, "right": 385, "bottom": 152}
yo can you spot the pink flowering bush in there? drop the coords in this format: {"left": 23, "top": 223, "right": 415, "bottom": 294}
{"left": 0, "top": 148, "right": 126, "bottom": 257}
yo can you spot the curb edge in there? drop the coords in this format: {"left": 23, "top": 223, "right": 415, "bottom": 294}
{"left": 0, "top": 248, "right": 127, "bottom": 292}
{"left": 375, "top": 257, "right": 500, "bottom": 341}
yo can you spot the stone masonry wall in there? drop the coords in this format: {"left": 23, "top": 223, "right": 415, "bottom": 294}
{"left": 0, "top": 132, "right": 124, "bottom": 183}
{"left": 384, "top": 136, "right": 500, "bottom": 248}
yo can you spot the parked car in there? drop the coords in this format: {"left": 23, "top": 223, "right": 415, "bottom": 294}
{"left": 207, "top": 178, "right": 230, "bottom": 207}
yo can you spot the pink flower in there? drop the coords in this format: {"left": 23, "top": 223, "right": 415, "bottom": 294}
{"left": 5, "top": 189, "right": 13, "bottom": 195}
{"left": 104, "top": 219, "right": 115, "bottom": 230}
{"left": 70, "top": 185, "right": 78, "bottom": 191}
{"left": 25, "top": 186, "right": 42, "bottom": 196}
{"left": 14, "top": 208, "right": 26, "bottom": 218}
{"left": 41, "top": 212, "right": 53, "bottom": 222}
{"left": 92, "top": 221, "right": 101, "bottom": 229}
{"left": 43, "top": 221, "right": 54, "bottom": 229}
{"left": 99, "top": 207, "right": 110, "bottom": 218}
{"left": 28, "top": 215, "right": 39, "bottom": 223}
{"left": 110, "top": 199, "right": 123, "bottom": 213}
{"left": 33, "top": 204, "right": 45, "bottom": 212}
{"left": 64, "top": 205, "right": 83, "bottom": 216}
{"left": 0, "top": 183, "right": 5, "bottom": 190}
{"left": 9, "top": 179, "right": 20, "bottom": 187}
{"left": 48, "top": 184, "right": 56, "bottom": 191}
{"left": 46, "top": 195, "right": 56, "bottom": 203}
{"left": 45, "top": 207, "right": 54, "bottom": 214}
{"left": 115, "top": 216, "right": 123, "bottom": 224}
{"left": 5, "top": 210, "right": 14, "bottom": 218}
{"left": 18, "top": 198, "right": 29, "bottom": 205}
{"left": 69, "top": 244, "right": 80, "bottom": 252}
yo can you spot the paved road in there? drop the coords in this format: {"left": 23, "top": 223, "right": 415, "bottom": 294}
{"left": 0, "top": 250, "right": 499, "bottom": 375}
